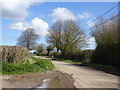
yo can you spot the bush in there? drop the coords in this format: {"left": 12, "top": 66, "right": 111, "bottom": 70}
{"left": 40, "top": 52, "right": 47, "bottom": 56}
{"left": 54, "top": 52, "right": 63, "bottom": 59}
{"left": 0, "top": 46, "right": 30, "bottom": 64}
{"left": 91, "top": 44, "right": 119, "bottom": 67}
{"left": 48, "top": 50, "right": 93, "bottom": 62}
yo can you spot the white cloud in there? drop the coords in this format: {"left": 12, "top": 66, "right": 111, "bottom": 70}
{"left": 78, "top": 12, "right": 91, "bottom": 19}
{"left": 8, "top": 22, "right": 29, "bottom": 30}
{"left": 0, "top": 0, "right": 43, "bottom": 21}
{"left": 86, "top": 37, "right": 96, "bottom": 49}
{"left": 49, "top": 8, "right": 93, "bottom": 22}
{"left": 49, "top": 7, "right": 76, "bottom": 22}
{"left": 8, "top": 17, "right": 49, "bottom": 36}
{"left": 31, "top": 17, "right": 49, "bottom": 36}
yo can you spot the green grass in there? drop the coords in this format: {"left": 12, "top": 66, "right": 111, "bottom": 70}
{"left": 41, "top": 56, "right": 50, "bottom": 58}
{"left": 51, "top": 57, "right": 120, "bottom": 76}
{"left": 2, "top": 56, "right": 55, "bottom": 75}
{"left": 83, "top": 62, "right": 120, "bottom": 75}
{"left": 63, "top": 60, "right": 82, "bottom": 64}
{"left": 52, "top": 57, "right": 82, "bottom": 64}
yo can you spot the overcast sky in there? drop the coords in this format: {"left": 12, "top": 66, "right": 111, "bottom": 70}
{"left": 1, "top": 0, "right": 118, "bottom": 49}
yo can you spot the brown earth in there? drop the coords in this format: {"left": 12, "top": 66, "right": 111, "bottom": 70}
{"left": 2, "top": 68, "right": 75, "bottom": 88}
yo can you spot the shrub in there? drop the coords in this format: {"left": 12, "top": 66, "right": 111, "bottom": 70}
{"left": 91, "top": 44, "right": 119, "bottom": 66}
{"left": 55, "top": 52, "right": 62, "bottom": 59}
{"left": 49, "top": 52, "right": 54, "bottom": 57}
{"left": 49, "top": 50, "right": 93, "bottom": 62}
{"left": 41, "top": 52, "right": 47, "bottom": 56}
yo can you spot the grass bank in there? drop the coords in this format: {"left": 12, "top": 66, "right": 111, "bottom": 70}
{"left": 2, "top": 56, "right": 55, "bottom": 75}
{"left": 51, "top": 57, "right": 120, "bottom": 76}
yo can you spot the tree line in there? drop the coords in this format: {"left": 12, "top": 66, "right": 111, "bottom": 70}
{"left": 17, "top": 15, "right": 119, "bottom": 67}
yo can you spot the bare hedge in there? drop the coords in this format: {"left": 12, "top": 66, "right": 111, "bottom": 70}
{"left": 0, "top": 46, "right": 30, "bottom": 64}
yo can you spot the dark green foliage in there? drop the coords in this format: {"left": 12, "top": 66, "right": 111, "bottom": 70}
{"left": 2, "top": 57, "right": 55, "bottom": 75}
{"left": 47, "top": 45, "right": 53, "bottom": 56}
{"left": 49, "top": 50, "right": 93, "bottom": 62}
{"left": 40, "top": 52, "right": 48, "bottom": 56}
{"left": 91, "top": 16, "right": 119, "bottom": 67}
{"left": 51, "top": 52, "right": 63, "bottom": 59}
{"left": 91, "top": 44, "right": 119, "bottom": 67}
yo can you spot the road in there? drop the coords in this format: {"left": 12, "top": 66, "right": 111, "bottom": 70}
{"left": 35, "top": 56, "right": 119, "bottom": 88}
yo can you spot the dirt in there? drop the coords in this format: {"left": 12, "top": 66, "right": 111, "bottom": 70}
{"left": 2, "top": 68, "right": 75, "bottom": 88}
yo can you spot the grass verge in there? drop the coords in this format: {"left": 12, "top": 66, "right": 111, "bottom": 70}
{"left": 51, "top": 57, "right": 120, "bottom": 76}
{"left": 82, "top": 63, "right": 120, "bottom": 76}
{"left": 2, "top": 56, "right": 55, "bottom": 75}
{"left": 41, "top": 56, "right": 51, "bottom": 58}
{"left": 52, "top": 57, "right": 82, "bottom": 64}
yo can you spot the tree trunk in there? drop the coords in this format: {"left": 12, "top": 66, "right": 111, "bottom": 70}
{"left": 47, "top": 50, "right": 50, "bottom": 56}
{"left": 57, "top": 49, "right": 59, "bottom": 52}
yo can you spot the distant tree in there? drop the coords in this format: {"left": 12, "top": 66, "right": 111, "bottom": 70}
{"left": 17, "top": 28, "right": 39, "bottom": 50}
{"left": 37, "top": 44, "right": 44, "bottom": 55}
{"left": 47, "top": 45, "right": 53, "bottom": 56}
{"left": 47, "top": 20, "right": 86, "bottom": 59}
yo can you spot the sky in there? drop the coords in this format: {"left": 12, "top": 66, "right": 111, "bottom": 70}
{"left": 0, "top": 0, "right": 119, "bottom": 50}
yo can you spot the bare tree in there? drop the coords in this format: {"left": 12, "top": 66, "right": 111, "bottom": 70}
{"left": 91, "top": 17, "right": 118, "bottom": 47}
{"left": 47, "top": 20, "right": 62, "bottom": 52}
{"left": 17, "top": 28, "right": 39, "bottom": 50}
{"left": 47, "top": 20, "right": 86, "bottom": 59}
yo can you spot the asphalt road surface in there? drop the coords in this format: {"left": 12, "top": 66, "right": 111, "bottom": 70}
{"left": 35, "top": 56, "right": 119, "bottom": 88}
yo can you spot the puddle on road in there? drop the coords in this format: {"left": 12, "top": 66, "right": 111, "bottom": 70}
{"left": 35, "top": 76, "right": 61, "bottom": 89}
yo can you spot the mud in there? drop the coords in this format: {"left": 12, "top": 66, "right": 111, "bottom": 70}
{"left": 2, "top": 68, "right": 75, "bottom": 88}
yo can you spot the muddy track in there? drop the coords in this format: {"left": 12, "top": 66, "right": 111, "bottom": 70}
{"left": 2, "top": 68, "right": 75, "bottom": 88}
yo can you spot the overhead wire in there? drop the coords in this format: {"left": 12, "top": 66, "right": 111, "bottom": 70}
{"left": 83, "top": 4, "right": 118, "bottom": 32}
